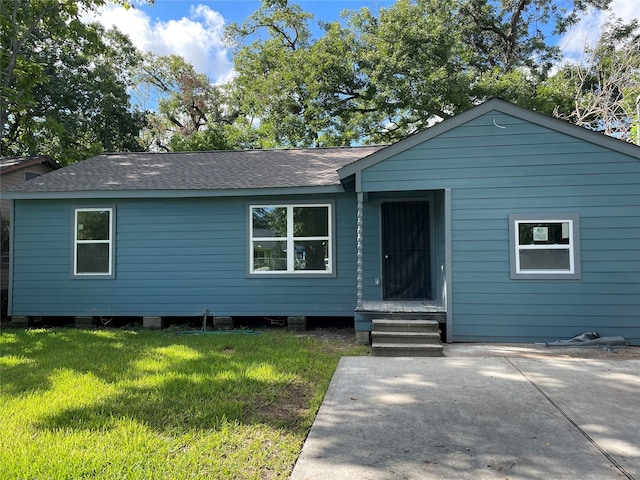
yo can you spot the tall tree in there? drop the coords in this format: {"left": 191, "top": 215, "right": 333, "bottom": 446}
{"left": 225, "top": 1, "right": 321, "bottom": 148}
{"left": 550, "top": 18, "right": 640, "bottom": 142}
{"left": 226, "top": 0, "right": 620, "bottom": 147}
{"left": 321, "top": 0, "right": 474, "bottom": 142}
{"left": 1, "top": 0, "right": 146, "bottom": 162}
{"left": 458, "top": 0, "right": 611, "bottom": 76}
{"left": 134, "top": 54, "right": 234, "bottom": 152}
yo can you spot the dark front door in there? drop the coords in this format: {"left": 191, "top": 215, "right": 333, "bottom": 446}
{"left": 381, "top": 201, "right": 431, "bottom": 300}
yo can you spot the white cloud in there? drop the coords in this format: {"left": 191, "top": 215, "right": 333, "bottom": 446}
{"left": 560, "top": 0, "right": 640, "bottom": 60}
{"left": 84, "top": 4, "right": 234, "bottom": 84}
{"left": 559, "top": 8, "right": 602, "bottom": 60}
{"left": 610, "top": 0, "right": 640, "bottom": 22}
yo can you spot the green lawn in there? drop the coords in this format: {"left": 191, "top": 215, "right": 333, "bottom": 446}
{"left": 0, "top": 328, "right": 368, "bottom": 479}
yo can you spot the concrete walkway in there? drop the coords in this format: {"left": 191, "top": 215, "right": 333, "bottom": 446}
{"left": 291, "top": 348, "right": 639, "bottom": 480}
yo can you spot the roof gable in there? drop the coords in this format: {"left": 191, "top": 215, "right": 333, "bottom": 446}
{"left": 338, "top": 98, "right": 640, "bottom": 182}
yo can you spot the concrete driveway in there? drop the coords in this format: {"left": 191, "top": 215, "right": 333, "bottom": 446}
{"left": 291, "top": 346, "right": 639, "bottom": 480}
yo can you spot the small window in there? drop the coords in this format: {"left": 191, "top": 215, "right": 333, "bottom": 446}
{"left": 249, "top": 204, "right": 333, "bottom": 275}
{"left": 74, "top": 208, "right": 114, "bottom": 277}
{"left": 509, "top": 214, "right": 580, "bottom": 279}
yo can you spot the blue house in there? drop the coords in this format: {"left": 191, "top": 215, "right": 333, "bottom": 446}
{"left": 6, "top": 99, "right": 640, "bottom": 345}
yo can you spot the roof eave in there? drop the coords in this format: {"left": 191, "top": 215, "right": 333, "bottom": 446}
{"left": 5, "top": 184, "right": 348, "bottom": 200}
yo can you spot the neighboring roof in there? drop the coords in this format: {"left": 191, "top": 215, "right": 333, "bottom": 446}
{"left": 0, "top": 155, "right": 60, "bottom": 175}
{"left": 338, "top": 97, "right": 640, "bottom": 182}
{"left": 5, "top": 147, "right": 384, "bottom": 199}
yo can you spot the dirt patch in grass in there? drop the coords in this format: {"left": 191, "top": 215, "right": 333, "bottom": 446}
{"left": 253, "top": 382, "right": 311, "bottom": 430}
{"left": 294, "top": 328, "right": 367, "bottom": 355}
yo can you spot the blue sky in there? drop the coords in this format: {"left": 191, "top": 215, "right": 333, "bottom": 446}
{"left": 87, "top": 1, "right": 396, "bottom": 84}
{"left": 147, "top": 0, "right": 387, "bottom": 26}
{"left": 87, "top": 0, "right": 639, "bottom": 85}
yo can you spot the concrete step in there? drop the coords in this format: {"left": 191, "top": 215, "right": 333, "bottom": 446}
{"left": 371, "top": 343, "right": 444, "bottom": 357}
{"left": 371, "top": 318, "right": 444, "bottom": 356}
{"left": 371, "top": 331, "right": 442, "bottom": 345}
{"left": 372, "top": 319, "right": 440, "bottom": 333}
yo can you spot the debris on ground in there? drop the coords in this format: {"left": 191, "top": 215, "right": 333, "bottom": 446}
{"left": 545, "top": 331, "right": 627, "bottom": 348}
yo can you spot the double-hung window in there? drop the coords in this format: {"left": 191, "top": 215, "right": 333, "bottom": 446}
{"left": 509, "top": 214, "right": 580, "bottom": 279}
{"left": 249, "top": 203, "right": 333, "bottom": 275}
{"left": 74, "top": 208, "right": 114, "bottom": 277}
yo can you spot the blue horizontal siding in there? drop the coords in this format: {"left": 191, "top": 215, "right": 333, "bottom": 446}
{"left": 361, "top": 109, "right": 640, "bottom": 344}
{"left": 10, "top": 195, "right": 359, "bottom": 318}
{"left": 454, "top": 270, "right": 640, "bottom": 285}
{"left": 454, "top": 294, "right": 637, "bottom": 310}
{"left": 365, "top": 158, "right": 639, "bottom": 179}
{"left": 454, "top": 185, "right": 640, "bottom": 199}
{"left": 392, "top": 140, "right": 606, "bottom": 159}
{"left": 453, "top": 327, "right": 640, "bottom": 344}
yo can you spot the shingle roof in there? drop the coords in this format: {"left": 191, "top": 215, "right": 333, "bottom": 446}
{"left": 6, "top": 147, "right": 384, "bottom": 195}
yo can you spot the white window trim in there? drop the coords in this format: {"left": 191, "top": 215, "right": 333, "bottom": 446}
{"left": 515, "top": 219, "right": 575, "bottom": 274}
{"left": 249, "top": 203, "right": 334, "bottom": 276}
{"left": 73, "top": 207, "right": 114, "bottom": 278}
{"left": 509, "top": 214, "right": 581, "bottom": 280}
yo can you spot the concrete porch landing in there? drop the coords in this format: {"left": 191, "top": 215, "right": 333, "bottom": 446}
{"left": 361, "top": 300, "right": 445, "bottom": 313}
